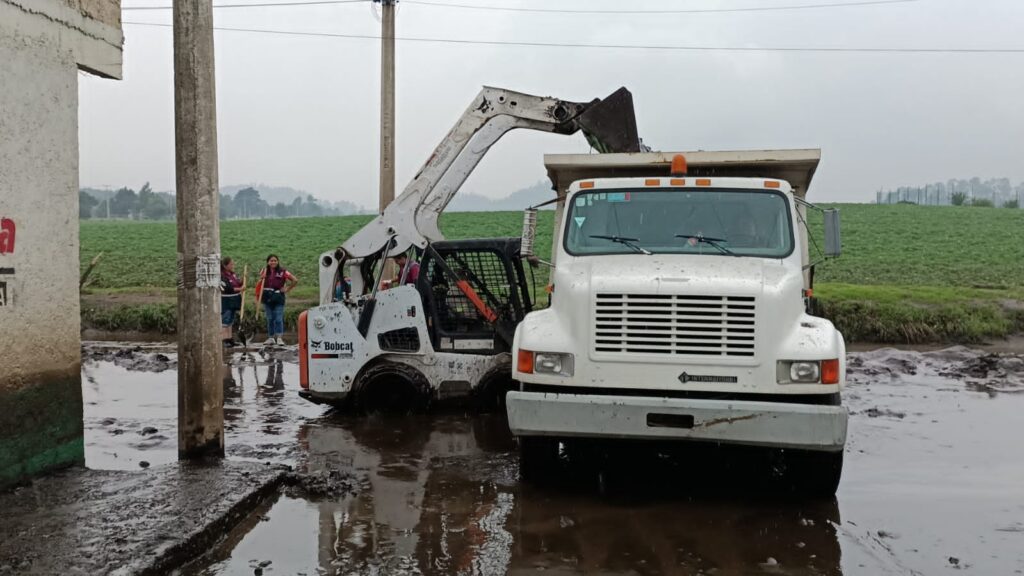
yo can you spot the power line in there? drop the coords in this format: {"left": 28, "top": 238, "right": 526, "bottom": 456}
{"left": 122, "top": 0, "right": 367, "bottom": 10}
{"left": 122, "top": 0, "right": 914, "bottom": 14}
{"left": 404, "top": 0, "right": 917, "bottom": 15}
{"left": 122, "top": 21, "right": 1024, "bottom": 54}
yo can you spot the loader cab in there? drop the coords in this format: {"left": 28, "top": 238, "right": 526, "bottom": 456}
{"left": 417, "top": 238, "right": 533, "bottom": 354}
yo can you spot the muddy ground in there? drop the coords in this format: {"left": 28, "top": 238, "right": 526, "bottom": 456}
{"left": 79, "top": 342, "right": 1024, "bottom": 575}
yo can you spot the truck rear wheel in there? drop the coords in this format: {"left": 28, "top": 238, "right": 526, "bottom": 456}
{"left": 518, "top": 437, "right": 560, "bottom": 484}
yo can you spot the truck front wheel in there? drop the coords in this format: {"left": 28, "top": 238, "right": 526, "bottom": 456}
{"left": 518, "top": 437, "right": 560, "bottom": 483}
{"left": 778, "top": 449, "right": 844, "bottom": 497}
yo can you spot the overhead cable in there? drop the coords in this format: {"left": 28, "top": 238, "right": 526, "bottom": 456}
{"left": 122, "top": 0, "right": 368, "bottom": 10}
{"left": 403, "top": 0, "right": 918, "bottom": 15}
{"left": 122, "top": 21, "right": 1024, "bottom": 54}
{"left": 122, "top": 0, "right": 914, "bottom": 13}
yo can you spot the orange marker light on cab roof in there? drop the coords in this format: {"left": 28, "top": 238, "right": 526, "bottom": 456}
{"left": 764, "top": 180, "right": 781, "bottom": 189}
{"left": 580, "top": 181, "right": 595, "bottom": 189}
{"left": 670, "top": 178, "right": 686, "bottom": 186}
{"left": 645, "top": 179, "right": 660, "bottom": 187}
{"left": 670, "top": 154, "right": 688, "bottom": 176}
{"left": 696, "top": 178, "right": 712, "bottom": 187}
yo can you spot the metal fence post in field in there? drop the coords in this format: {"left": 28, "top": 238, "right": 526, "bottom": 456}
{"left": 173, "top": 0, "right": 224, "bottom": 459}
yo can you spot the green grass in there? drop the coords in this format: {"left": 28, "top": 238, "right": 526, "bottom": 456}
{"left": 80, "top": 205, "right": 1024, "bottom": 343}
{"left": 814, "top": 282, "right": 1024, "bottom": 305}
{"left": 80, "top": 212, "right": 556, "bottom": 299}
{"left": 81, "top": 303, "right": 178, "bottom": 333}
{"left": 817, "top": 296, "right": 1024, "bottom": 344}
{"left": 808, "top": 204, "right": 1024, "bottom": 289}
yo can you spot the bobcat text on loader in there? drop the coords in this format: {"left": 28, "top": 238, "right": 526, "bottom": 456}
{"left": 297, "top": 86, "right": 642, "bottom": 413}
{"left": 507, "top": 150, "right": 848, "bottom": 495}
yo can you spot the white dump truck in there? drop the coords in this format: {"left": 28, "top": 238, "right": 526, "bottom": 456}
{"left": 507, "top": 150, "right": 848, "bottom": 494}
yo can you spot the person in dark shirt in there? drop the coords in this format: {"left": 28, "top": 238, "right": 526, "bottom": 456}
{"left": 220, "top": 257, "right": 245, "bottom": 347}
{"left": 395, "top": 253, "right": 420, "bottom": 285}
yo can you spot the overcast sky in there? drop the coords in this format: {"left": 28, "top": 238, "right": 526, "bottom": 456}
{"left": 79, "top": 0, "right": 1024, "bottom": 207}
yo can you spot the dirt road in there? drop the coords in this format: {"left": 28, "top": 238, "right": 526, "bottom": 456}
{"left": 80, "top": 343, "right": 1024, "bottom": 575}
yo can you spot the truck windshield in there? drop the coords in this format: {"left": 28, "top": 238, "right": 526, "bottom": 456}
{"left": 563, "top": 189, "right": 794, "bottom": 257}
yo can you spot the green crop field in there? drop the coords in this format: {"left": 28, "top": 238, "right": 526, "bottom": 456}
{"left": 79, "top": 211, "right": 556, "bottom": 296}
{"left": 80, "top": 204, "right": 1024, "bottom": 343}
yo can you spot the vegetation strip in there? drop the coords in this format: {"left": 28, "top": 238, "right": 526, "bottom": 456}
{"left": 80, "top": 206, "right": 1024, "bottom": 344}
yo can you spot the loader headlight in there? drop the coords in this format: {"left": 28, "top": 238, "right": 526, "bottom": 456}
{"left": 776, "top": 359, "right": 841, "bottom": 384}
{"left": 518, "top": 350, "right": 574, "bottom": 377}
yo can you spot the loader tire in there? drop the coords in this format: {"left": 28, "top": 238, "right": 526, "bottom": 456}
{"left": 475, "top": 366, "right": 516, "bottom": 413}
{"left": 353, "top": 362, "right": 429, "bottom": 416}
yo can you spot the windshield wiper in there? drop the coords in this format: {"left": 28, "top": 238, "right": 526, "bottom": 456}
{"left": 675, "top": 234, "right": 738, "bottom": 257}
{"left": 590, "top": 235, "right": 652, "bottom": 255}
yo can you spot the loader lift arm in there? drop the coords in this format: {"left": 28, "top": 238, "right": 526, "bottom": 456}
{"left": 319, "top": 86, "right": 640, "bottom": 304}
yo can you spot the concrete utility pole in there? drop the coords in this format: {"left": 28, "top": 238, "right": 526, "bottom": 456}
{"left": 377, "top": 0, "right": 397, "bottom": 278}
{"left": 173, "top": 0, "right": 224, "bottom": 459}
{"left": 379, "top": 0, "right": 396, "bottom": 216}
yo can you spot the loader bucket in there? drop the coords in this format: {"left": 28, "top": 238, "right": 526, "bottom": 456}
{"left": 576, "top": 87, "right": 641, "bottom": 154}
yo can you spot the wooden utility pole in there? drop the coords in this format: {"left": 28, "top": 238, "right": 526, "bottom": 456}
{"left": 173, "top": 0, "right": 224, "bottom": 459}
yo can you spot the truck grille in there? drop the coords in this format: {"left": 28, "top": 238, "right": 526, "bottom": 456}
{"left": 593, "top": 294, "right": 756, "bottom": 357}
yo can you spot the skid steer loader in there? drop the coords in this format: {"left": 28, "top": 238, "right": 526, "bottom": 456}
{"left": 297, "top": 86, "right": 640, "bottom": 412}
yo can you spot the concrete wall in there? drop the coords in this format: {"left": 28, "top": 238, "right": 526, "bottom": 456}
{"left": 65, "top": 0, "right": 122, "bottom": 30}
{"left": 0, "top": 0, "right": 121, "bottom": 489}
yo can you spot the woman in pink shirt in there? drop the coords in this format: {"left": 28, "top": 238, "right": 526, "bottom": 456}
{"left": 259, "top": 254, "right": 298, "bottom": 345}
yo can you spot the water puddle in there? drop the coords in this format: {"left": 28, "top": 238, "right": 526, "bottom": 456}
{"left": 82, "top": 343, "right": 324, "bottom": 470}
{"left": 81, "top": 342, "right": 1024, "bottom": 574}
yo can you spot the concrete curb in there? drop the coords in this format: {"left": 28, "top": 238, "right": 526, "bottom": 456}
{"left": 0, "top": 461, "right": 287, "bottom": 575}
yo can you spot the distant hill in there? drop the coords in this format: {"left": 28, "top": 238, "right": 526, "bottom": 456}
{"left": 220, "top": 184, "right": 369, "bottom": 215}
{"left": 448, "top": 181, "right": 556, "bottom": 212}
{"left": 84, "top": 184, "right": 370, "bottom": 216}
{"left": 83, "top": 180, "right": 558, "bottom": 216}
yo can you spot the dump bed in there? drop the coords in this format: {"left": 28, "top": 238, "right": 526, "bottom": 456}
{"left": 544, "top": 149, "right": 820, "bottom": 199}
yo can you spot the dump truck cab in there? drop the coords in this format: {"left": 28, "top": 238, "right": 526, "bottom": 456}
{"left": 507, "top": 150, "right": 848, "bottom": 494}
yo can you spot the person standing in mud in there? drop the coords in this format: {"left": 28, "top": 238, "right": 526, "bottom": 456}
{"left": 220, "top": 257, "right": 245, "bottom": 348}
{"left": 258, "top": 254, "right": 298, "bottom": 346}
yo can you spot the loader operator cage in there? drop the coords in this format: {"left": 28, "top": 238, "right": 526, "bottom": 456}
{"left": 416, "top": 238, "right": 533, "bottom": 353}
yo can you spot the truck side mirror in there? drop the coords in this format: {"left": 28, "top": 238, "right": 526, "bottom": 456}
{"left": 520, "top": 207, "right": 538, "bottom": 258}
{"left": 824, "top": 208, "right": 842, "bottom": 258}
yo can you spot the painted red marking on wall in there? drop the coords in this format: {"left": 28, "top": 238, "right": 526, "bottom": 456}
{"left": 0, "top": 218, "right": 14, "bottom": 254}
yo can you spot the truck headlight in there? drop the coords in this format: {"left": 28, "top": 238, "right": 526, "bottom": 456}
{"left": 776, "top": 359, "right": 840, "bottom": 384}
{"left": 789, "top": 361, "right": 820, "bottom": 383}
{"left": 518, "top": 350, "right": 574, "bottom": 377}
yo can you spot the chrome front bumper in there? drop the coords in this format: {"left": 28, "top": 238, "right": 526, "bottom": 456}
{"left": 506, "top": 391, "right": 847, "bottom": 452}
